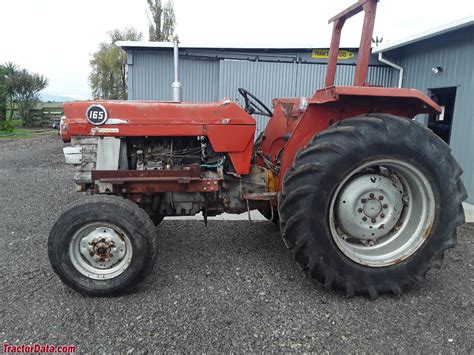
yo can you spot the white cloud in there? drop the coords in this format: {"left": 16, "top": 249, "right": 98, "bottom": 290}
{"left": 0, "top": 0, "right": 471, "bottom": 99}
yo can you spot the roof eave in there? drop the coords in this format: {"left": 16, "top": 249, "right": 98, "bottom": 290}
{"left": 116, "top": 40, "right": 359, "bottom": 51}
{"left": 373, "top": 16, "right": 474, "bottom": 53}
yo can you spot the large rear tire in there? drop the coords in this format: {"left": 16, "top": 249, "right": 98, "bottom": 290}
{"left": 279, "top": 114, "right": 466, "bottom": 298}
{"left": 48, "top": 195, "right": 158, "bottom": 296}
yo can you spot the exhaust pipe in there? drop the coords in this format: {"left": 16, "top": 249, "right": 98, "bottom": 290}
{"left": 172, "top": 38, "right": 182, "bottom": 102}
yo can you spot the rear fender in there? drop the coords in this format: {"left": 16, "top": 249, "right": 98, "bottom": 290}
{"left": 277, "top": 86, "right": 441, "bottom": 189}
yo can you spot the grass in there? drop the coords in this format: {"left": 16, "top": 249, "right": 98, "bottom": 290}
{"left": 11, "top": 119, "right": 23, "bottom": 127}
{"left": 0, "top": 119, "right": 57, "bottom": 139}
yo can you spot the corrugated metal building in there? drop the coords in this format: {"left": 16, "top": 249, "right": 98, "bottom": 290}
{"left": 118, "top": 17, "right": 474, "bottom": 202}
{"left": 374, "top": 17, "right": 474, "bottom": 203}
{"left": 117, "top": 42, "right": 392, "bottom": 136}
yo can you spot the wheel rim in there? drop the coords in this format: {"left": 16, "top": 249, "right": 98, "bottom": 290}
{"left": 69, "top": 223, "right": 133, "bottom": 280}
{"left": 329, "top": 159, "right": 435, "bottom": 267}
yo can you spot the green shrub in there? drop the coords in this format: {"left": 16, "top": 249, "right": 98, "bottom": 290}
{"left": 0, "top": 119, "right": 15, "bottom": 133}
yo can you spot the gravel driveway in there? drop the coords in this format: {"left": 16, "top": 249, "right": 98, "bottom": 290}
{"left": 1, "top": 134, "right": 473, "bottom": 352}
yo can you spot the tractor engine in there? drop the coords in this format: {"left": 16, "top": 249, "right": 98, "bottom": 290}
{"left": 65, "top": 134, "right": 272, "bottom": 220}
{"left": 127, "top": 137, "right": 226, "bottom": 219}
{"left": 127, "top": 137, "right": 220, "bottom": 171}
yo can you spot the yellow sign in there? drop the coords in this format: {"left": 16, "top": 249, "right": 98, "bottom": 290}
{"left": 312, "top": 49, "right": 355, "bottom": 60}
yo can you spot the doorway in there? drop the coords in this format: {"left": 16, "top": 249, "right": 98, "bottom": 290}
{"left": 428, "top": 87, "right": 457, "bottom": 144}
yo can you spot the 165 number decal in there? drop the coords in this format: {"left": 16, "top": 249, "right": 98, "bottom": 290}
{"left": 86, "top": 105, "right": 108, "bottom": 125}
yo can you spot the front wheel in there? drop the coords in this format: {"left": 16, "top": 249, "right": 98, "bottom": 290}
{"left": 48, "top": 195, "right": 158, "bottom": 296}
{"left": 279, "top": 114, "right": 466, "bottom": 298}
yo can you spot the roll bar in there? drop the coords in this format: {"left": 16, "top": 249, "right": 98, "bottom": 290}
{"left": 324, "top": 0, "right": 379, "bottom": 87}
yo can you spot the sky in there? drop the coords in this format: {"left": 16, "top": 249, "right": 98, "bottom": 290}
{"left": 0, "top": 0, "right": 472, "bottom": 99}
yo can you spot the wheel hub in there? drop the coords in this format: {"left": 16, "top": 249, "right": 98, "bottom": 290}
{"left": 78, "top": 227, "right": 127, "bottom": 269}
{"left": 336, "top": 174, "right": 404, "bottom": 241}
{"left": 94, "top": 242, "right": 112, "bottom": 257}
{"left": 363, "top": 199, "right": 382, "bottom": 218}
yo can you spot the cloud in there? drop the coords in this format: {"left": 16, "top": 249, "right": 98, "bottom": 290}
{"left": 1, "top": 0, "right": 471, "bottom": 98}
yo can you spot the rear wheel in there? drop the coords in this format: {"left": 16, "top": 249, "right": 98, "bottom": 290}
{"left": 48, "top": 195, "right": 158, "bottom": 296}
{"left": 279, "top": 114, "right": 466, "bottom": 298}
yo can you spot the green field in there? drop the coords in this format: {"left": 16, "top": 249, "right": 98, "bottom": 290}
{"left": 0, "top": 111, "right": 59, "bottom": 139}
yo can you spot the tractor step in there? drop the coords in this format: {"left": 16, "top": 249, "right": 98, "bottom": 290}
{"left": 243, "top": 192, "right": 277, "bottom": 201}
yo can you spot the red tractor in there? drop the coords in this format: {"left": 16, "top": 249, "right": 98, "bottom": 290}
{"left": 49, "top": 0, "right": 466, "bottom": 298}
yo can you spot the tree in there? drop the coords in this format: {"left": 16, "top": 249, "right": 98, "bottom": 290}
{"left": 0, "top": 66, "right": 8, "bottom": 120}
{"left": 6, "top": 69, "right": 48, "bottom": 125}
{"left": 147, "top": 0, "right": 176, "bottom": 41}
{"left": 0, "top": 62, "right": 18, "bottom": 120}
{"left": 89, "top": 28, "right": 142, "bottom": 100}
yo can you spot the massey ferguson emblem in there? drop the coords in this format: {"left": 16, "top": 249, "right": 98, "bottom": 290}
{"left": 86, "top": 104, "right": 108, "bottom": 125}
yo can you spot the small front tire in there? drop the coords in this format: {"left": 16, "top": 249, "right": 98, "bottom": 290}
{"left": 48, "top": 195, "right": 158, "bottom": 296}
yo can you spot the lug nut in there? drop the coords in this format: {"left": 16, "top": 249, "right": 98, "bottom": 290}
{"left": 362, "top": 217, "right": 367, "bottom": 221}
{"left": 371, "top": 218, "right": 376, "bottom": 223}
{"left": 361, "top": 198, "right": 367, "bottom": 203}
{"left": 358, "top": 208, "right": 363, "bottom": 213}
{"left": 369, "top": 193, "right": 375, "bottom": 198}
{"left": 379, "top": 196, "right": 384, "bottom": 200}
{"left": 383, "top": 204, "right": 388, "bottom": 209}
{"left": 380, "top": 213, "right": 385, "bottom": 218}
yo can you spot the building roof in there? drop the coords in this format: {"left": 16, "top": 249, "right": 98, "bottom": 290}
{"left": 116, "top": 41, "right": 357, "bottom": 51}
{"left": 373, "top": 16, "right": 474, "bottom": 53}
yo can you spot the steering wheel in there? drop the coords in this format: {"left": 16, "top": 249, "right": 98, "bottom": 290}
{"left": 238, "top": 88, "right": 273, "bottom": 117}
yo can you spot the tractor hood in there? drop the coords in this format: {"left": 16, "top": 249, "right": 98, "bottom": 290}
{"left": 63, "top": 99, "right": 255, "bottom": 128}
{"left": 61, "top": 98, "right": 256, "bottom": 175}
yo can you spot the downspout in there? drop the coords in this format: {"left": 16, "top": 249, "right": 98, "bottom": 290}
{"left": 378, "top": 52, "right": 403, "bottom": 88}
{"left": 172, "top": 39, "right": 182, "bottom": 102}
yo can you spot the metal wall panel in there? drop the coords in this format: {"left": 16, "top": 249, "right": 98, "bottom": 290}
{"left": 128, "top": 51, "right": 219, "bottom": 102}
{"left": 140, "top": 47, "right": 383, "bottom": 65}
{"left": 128, "top": 52, "right": 174, "bottom": 101}
{"left": 218, "top": 60, "right": 392, "bottom": 136}
{"left": 218, "top": 60, "right": 298, "bottom": 136}
{"left": 367, "top": 66, "right": 393, "bottom": 87}
{"left": 294, "top": 63, "right": 327, "bottom": 95}
{"left": 386, "top": 27, "right": 474, "bottom": 202}
{"left": 296, "top": 63, "right": 392, "bottom": 96}
{"left": 180, "top": 57, "right": 220, "bottom": 102}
